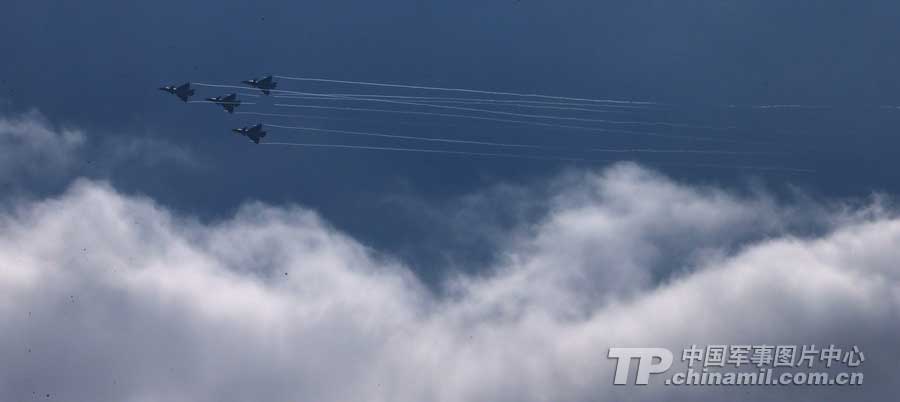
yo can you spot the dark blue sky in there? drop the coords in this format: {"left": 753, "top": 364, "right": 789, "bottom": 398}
{"left": 4, "top": 0, "right": 900, "bottom": 278}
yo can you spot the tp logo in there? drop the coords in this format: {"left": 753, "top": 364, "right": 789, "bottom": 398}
{"left": 608, "top": 348, "right": 673, "bottom": 385}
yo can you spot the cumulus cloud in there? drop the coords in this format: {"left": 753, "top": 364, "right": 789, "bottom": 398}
{"left": 0, "top": 165, "right": 898, "bottom": 402}
{"left": 0, "top": 109, "right": 201, "bottom": 193}
{"left": 0, "top": 110, "right": 85, "bottom": 184}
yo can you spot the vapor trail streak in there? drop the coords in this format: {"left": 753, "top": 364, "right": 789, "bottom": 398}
{"left": 272, "top": 103, "right": 754, "bottom": 144}
{"left": 236, "top": 111, "right": 447, "bottom": 128}
{"left": 194, "top": 83, "right": 253, "bottom": 90}
{"left": 272, "top": 95, "right": 636, "bottom": 114}
{"left": 272, "top": 90, "right": 722, "bottom": 130}
{"left": 197, "top": 82, "right": 762, "bottom": 143}
{"left": 727, "top": 104, "right": 833, "bottom": 110}
{"left": 267, "top": 124, "right": 558, "bottom": 150}
{"left": 264, "top": 141, "right": 598, "bottom": 162}
{"left": 267, "top": 124, "right": 780, "bottom": 156}
{"left": 329, "top": 97, "right": 731, "bottom": 130}
{"left": 197, "top": 82, "right": 837, "bottom": 112}
{"left": 188, "top": 101, "right": 255, "bottom": 105}
{"left": 263, "top": 142, "right": 813, "bottom": 173}
{"left": 236, "top": 112, "right": 357, "bottom": 121}
{"left": 587, "top": 148, "right": 782, "bottom": 155}
{"left": 274, "top": 93, "right": 653, "bottom": 110}
{"left": 199, "top": 83, "right": 640, "bottom": 109}
{"left": 273, "top": 75, "right": 659, "bottom": 105}
{"left": 198, "top": 83, "right": 646, "bottom": 116}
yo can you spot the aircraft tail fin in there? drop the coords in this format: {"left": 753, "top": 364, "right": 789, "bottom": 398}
{"left": 250, "top": 131, "right": 266, "bottom": 144}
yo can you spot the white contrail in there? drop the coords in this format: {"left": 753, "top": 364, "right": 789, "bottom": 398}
{"left": 262, "top": 142, "right": 813, "bottom": 173}
{"left": 331, "top": 97, "right": 732, "bottom": 130}
{"left": 727, "top": 104, "right": 833, "bottom": 110}
{"left": 236, "top": 111, "right": 457, "bottom": 128}
{"left": 273, "top": 75, "right": 659, "bottom": 105}
{"left": 321, "top": 94, "right": 662, "bottom": 109}
{"left": 188, "top": 101, "right": 255, "bottom": 105}
{"left": 272, "top": 103, "right": 756, "bottom": 144}
{"left": 269, "top": 89, "right": 731, "bottom": 130}
{"left": 272, "top": 95, "right": 637, "bottom": 114}
{"left": 197, "top": 82, "right": 760, "bottom": 142}
{"left": 198, "top": 83, "right": 649, "bottom": 116}
{"left": 202, "top": 84, "right": 686, "bottom": 132}
{"left": 197, "top": 82, "right": 833, "bottom": 112}
{"left": 193, "top": 83, "right": 254, "bottom": 91}
{"left": 587, "top": 148, "right": 781, "bottom": 155}
{"left": 385, "top": 101, "right": 635, "bottom": 115}
{"left": 266, "top": 124, "right": 777, "bottom": 155}
{"left": 750, "top": 105, "right": 832, "bottom": 109}
{"left": 267, "top": 124, "right": 559, "bottom": 150}
{"left": 236, "top": 111, "right": 355, "bottom": 121}
{"left": 198, "top": 83, "right": 638, "bottom": 109}
{"left": 263, "top": 141, "right": 599, "bottom": 163}
{"left": 273, "top": 93, "right": 655, "bottom": 110}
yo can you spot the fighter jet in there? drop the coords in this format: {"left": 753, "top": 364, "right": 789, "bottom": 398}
{"left": 205, "top": 93, "right": 241, "bottom": 113}
{"left": 232, "top": 124, "right": 267, "bottom": 144}
{"left": 158, "top": 82, "right": 195, "bottom": 102}
{"left": 242, "top": 75, "right": 277, "bottom": 95}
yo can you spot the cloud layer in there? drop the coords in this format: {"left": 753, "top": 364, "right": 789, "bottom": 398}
{"left": 1, "top": 163, "right": 898, "bottom": 402}
{"left": 0, "top": 110, "right": 85, "bottom": 185}
{"left": 0, "top": 109, "right": 202, "bottom": 199}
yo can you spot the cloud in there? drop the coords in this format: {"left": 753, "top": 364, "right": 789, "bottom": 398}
{"left": 0, "top": 109, "right": 201, "bottom": 194}
{"left": 0, "top": 165, "right": 897, "bottom": 402}
{"left": 0, "top": 109, "right": 85, "bottom": 185}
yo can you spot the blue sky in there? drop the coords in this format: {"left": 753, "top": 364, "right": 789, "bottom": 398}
{"left": 6, "top": 0, "right": 900, "bottom": 273}
{"left": 2, "top": 2, "right": 899, "bottom": 400}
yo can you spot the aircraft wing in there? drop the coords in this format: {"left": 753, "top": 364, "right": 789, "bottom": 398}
{"left": 248, "top": 131, "right": 265, "bottom": 144}
{"left": 177, "top": 93, "right": 190, "bottom": 102}
{"left": 223, "top": 104, "right": 236, "bottom": 113}
{"left": 176, "top": 82, "right": 191, "bottom": 91}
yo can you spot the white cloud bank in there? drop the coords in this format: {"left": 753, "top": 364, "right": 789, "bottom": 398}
{"left": 0, "top": 110, "right": 85, "bottom": 184}
{"left": 0, "top": 165, "right": 898, "bottom": 402}
{"left": 0, "top": 110, "right": 200, "bottom": 189}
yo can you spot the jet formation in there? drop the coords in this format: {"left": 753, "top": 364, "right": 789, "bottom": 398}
{"left": 159, "top": 77, "right": 271, "bottom": 144}
{"left": 242, "top": 75, "right": 277, "bottom": 95}
{"left": 232, "top": 124, "right": 267, "bottom": 144}
{"left": 152, "top": 75, "right": 810, "bottom": 175}
{"left": 206, "top": 93, "right": 241, "bottom": 113}
{"left": 158, "top": 82, "right": 195, "bottom": 103}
